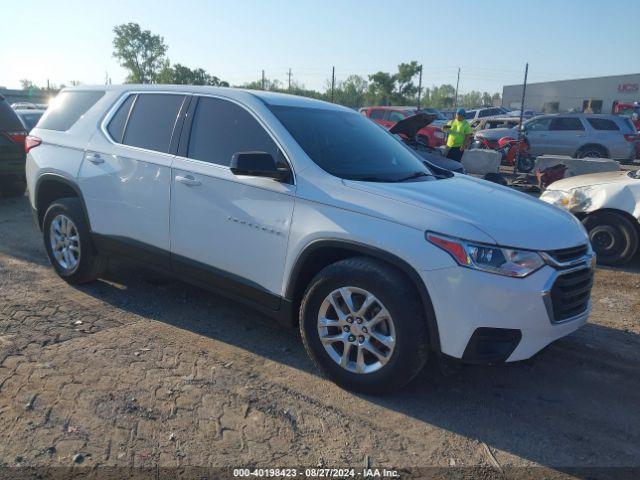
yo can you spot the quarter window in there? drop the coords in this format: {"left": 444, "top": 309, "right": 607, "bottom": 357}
{"left": 122, "top": 94, "right": 185, "bottom": 153}
{"left": 187, "top": 97, "right": 278, "bottom": 166}
{"left": 38, "top": 90, "right": 104, "bottom": 131}
{"left": 106, "top": 94, "right": 135, "bottom": 143}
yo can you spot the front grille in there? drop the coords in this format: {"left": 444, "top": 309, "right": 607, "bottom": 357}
{"left": 550, "top": 267, "right": 593, "bottom": 322}
{"left": 547, "top": 244, "right": 589, "bottom": 264}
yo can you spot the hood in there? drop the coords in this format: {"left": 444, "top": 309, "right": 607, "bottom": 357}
{"left": 389, "top": 113, "right": 437, "bottom": 138}
{"left": 344, "top": 174, "right": 587, "bottom": 250}
{"left": 475, "top": 127, "right": 517, "bottom": 141}
{"left": 546, "top": 170, "right": 637, "bottom": 190}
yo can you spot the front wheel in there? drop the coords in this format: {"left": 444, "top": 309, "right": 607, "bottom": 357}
{"left": 584, "top": 211, "right": 639, "bottom": 266}
{"left": 299, "top": 257, "right": 429, "bottom": 394}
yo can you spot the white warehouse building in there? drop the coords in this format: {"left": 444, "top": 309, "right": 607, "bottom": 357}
{"left": 502, "top": 73, "right": 640, "bottom": 114}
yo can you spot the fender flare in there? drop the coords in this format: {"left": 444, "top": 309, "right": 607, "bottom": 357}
{"left": 286, "top": 239, "right": 441, "bottom": 352}
{"left": 34, "top": 173, "right": 91, "bottom": 231}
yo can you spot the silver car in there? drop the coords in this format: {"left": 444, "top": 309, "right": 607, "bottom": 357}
{"left": 475, "top": 113, "right": 638, "bottom": 162}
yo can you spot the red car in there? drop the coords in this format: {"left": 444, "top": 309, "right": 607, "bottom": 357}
{"left": 360, "top": 106, "right": 446, "bottom": 147}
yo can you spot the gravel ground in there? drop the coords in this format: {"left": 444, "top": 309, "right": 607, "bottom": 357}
{"left": 0, "top": 195, "right": 638, "bottom": 477}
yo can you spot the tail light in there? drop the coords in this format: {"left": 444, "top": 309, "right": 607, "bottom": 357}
{"left": 2, "top": 130, "right": 27, "bottom": 144}
{"left": 624, "top": 134, "right": 638, "bottom": 142}
{"left": 25, "top": 135, "right": 42, "bottom": 153}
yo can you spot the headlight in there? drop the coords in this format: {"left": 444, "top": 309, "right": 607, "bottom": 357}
{"left": 426, "top": 232, "right": 545, "bottom": 278}
{"left": 539, "top": 189, "right": 589, "bottom": 212}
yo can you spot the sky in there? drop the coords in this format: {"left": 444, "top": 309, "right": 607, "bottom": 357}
{"left": 1, "top": 0, "right": 638, "bottom": 95}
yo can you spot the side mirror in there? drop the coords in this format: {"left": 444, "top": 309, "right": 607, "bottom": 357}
{"left": 230, "top": 151, "right": 291, "bottom": 183}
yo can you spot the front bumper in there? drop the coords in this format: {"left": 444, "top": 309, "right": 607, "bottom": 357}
{"left": 421, "top": 260, "right": 592, "bottom": 363}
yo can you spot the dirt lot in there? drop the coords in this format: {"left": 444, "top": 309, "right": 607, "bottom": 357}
{"left": 0, "top": 195, "right": 639, "bottom": 476}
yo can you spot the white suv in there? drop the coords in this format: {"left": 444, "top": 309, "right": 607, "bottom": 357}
{"left": 26, "top": 86, "right": 595, "bottom": 393}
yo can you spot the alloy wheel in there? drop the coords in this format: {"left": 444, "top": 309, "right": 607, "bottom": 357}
{"left": 317, "top": 286, "right": 396, "bottom": 374}
{"left": 49, "top": 214, "right": 81, "bottom": 272}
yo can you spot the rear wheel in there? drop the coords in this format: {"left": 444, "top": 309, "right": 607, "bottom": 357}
{"left": 43, "top": 198, "right": 106, "bottom": 283}
{"left": 576, "top": 145, "right": 607, "bottom": 159}
{"left": 584, "top": 211, "right": 639, "bottom": 266}
{"left": 299, "top": 257, "right": 429, "bottom": 394}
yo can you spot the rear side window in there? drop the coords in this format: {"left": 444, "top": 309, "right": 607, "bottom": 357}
{"left": 38, "top": 90, "right": 104, "bottom": 131}
{"left": 122, "top": 94, "right": 185, "bottom": 153}
{"left": 370, "top": 109, "right": 386, "bottom": 120}
{"left": 0, "top": 99, "right": 24, "bottom": 131}
{"left": 587, "top": 118, "right": 620, "bottom": 131}
{"left": 464, "top": 111, "right": 476, "bottom": 119}
{"left": 187, "top": 97, "right": 278, "bottom": 166}
{"left": 550, "top": 117, "right": 585, "bottom": 131}
{"left": 107, "top": 94, "right": 135, "bottom": 143}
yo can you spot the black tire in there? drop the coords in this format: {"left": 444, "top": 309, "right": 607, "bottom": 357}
{"left": 583, "top": 211, "right": 639, "bottom": 266}
{"left": 576, "top": 145, "right": 608, "bottom": 159}
{"left": 42, "top": 198, "right": 106, "bottom": 284}
{"left": 299, "top": 257, "right": 429, "bottom": 394}
{"left": 0, "top": 181, "right": 26, "bottom": 198}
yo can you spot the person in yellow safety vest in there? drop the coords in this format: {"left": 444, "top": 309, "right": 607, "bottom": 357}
{"left": 442, "top": 108, "right": 473, "bottom": 162}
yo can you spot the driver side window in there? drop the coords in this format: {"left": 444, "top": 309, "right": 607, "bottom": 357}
{"left": 526, "top": 118, "right": 552, "bottom": 131}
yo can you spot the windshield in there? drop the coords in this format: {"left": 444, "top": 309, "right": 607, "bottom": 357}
{"left": 268, "top": 105, "right": 435, "bottom": 182}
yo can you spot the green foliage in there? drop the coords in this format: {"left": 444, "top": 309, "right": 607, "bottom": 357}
{"left": 157, "top": 63, "right": 229, "bottom": 86}
{"left": 112, "top": 23, "right": 227, "bottom": 86}
{"left": 109, "top": 29, "right": 499, "bottom": 111}
{"left": 20, "top": 79, "right": 39, "bottom": 91}
{"left": 112, "top": 23, "right": 168, "bottom": 83}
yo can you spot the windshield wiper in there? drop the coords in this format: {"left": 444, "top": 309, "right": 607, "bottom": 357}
{"left": 395, "top": 171, "right": 436, "bottom": 182}
{"left": 348, "top": 175, "right": 393, "bottom": 182}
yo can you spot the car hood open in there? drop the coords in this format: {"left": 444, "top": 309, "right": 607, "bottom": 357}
{"left": 389, "top": 113, "right": 437, "bottom": 138}
{"left": 344, "top": 174, "right": 587, "bottom": 250}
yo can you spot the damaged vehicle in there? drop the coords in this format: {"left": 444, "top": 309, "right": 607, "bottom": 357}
{"left": 389, "top": 112, "right": 464, "bottom": 174}
{"left": 540, "top": 169, "right": 640, "bottom": 265}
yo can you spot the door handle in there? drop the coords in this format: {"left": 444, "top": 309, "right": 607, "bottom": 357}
{"left": 86, "top": 153, "right": 104, "bottom": 164}
{"left": 175, "top": 174, "right": 201, "bottom": 187}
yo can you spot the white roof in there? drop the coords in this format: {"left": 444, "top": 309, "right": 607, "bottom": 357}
{"left": 67, "top": 84, "right": 349, "bottom": 112}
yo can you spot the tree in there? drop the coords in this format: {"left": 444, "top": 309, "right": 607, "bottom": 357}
{"left": 429, "top": 84, "right": 456, "bottom": 109}
{"left": 157, "top": 63, "right": 229, "bottom": 86}
{"left": 329, "top": 75, "right": 368, "bottom": 108}
{"left": 395, "top": 61, "right": 420, "bottom": 99}
{"left": 20, "top": 79, "right": 39, "bottom": 91}
{"left": 366, "top": 71, "right": 396, "bottom": 106}
{"left": 112, "top": 23, "right": 168, "bottom": 83}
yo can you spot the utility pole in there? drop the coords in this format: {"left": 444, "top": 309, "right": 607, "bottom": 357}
{"left": 514, "top": 62, "right": 529, "bottom": 174}
{"left": 261, "top": 70, "right": 265, "bottom": 90}
{"left": 287, "top": 68, "right": 292, "bottom": 92}
{"left": 417, "top": 65, "right": 423, "bottom": 110}
{"left": 330, "top": 66, "right": 335, "bottom": 103}
{"left": 454, "top": 67, "right": 460, "bottom": 109}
